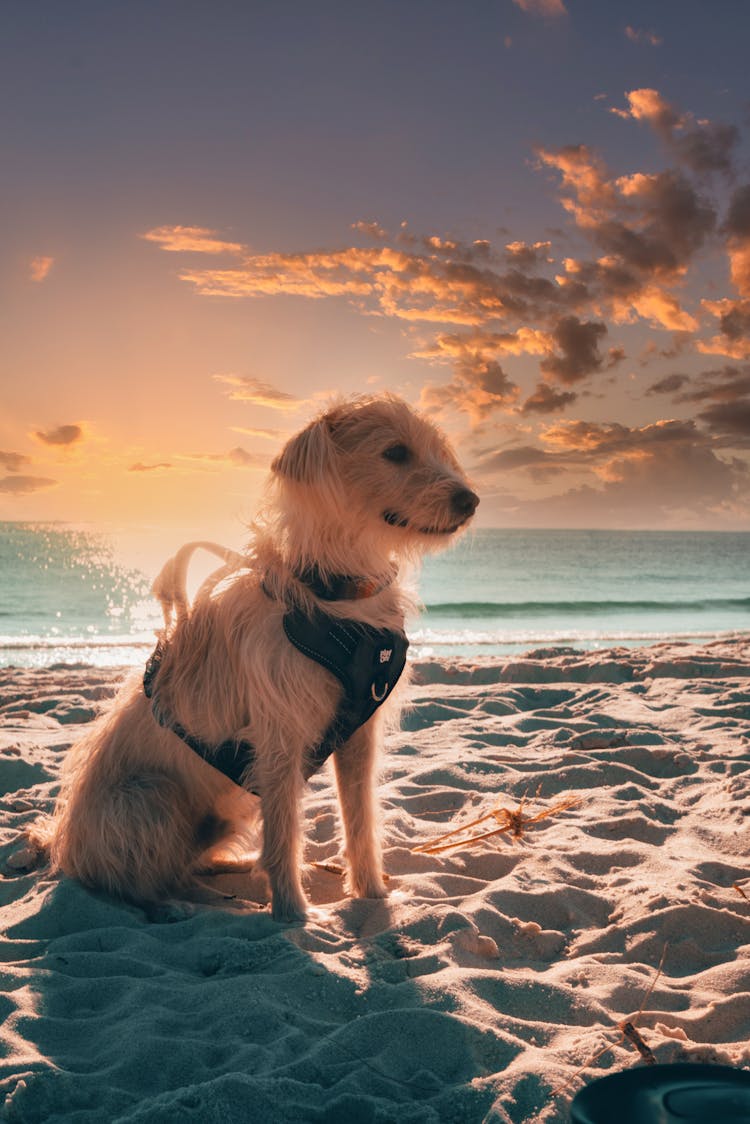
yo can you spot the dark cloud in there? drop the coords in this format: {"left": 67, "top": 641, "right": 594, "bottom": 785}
{"left": 540, "top": 317, "right": 608, "bottom": 384}
{"left": 0, "top": 475, "right": 57, "bottom": 494}
{"left": 0, "top": 451, "right": 31, "bottom": 472}
{"left": 645, "top": 373, "right": 691, "bottom": 396}
{"left": 717, "top": 301, "right": 750, "bottom": 341}
{"left": 676, "top": 364, "right": 750, "bottom": 404}
{"left": 675, "top": 121, "right": 739, "bottom": 176}
{"left": 129, "top": 462, "right": 173, "bottom": 472}
{"left": 724, "top": 184, "right": 750, "bottom": 238}
{"left": 521, "top": 383, "right": 578, "bottom": 414}
{"left": 697, "top": 401, "right": 750, "bottom": 437}
{"left": 34, "top": 424, "right": 83, "bottom": 447}
{"left": 479, "top": 445, "right": 551, "bottom": 471}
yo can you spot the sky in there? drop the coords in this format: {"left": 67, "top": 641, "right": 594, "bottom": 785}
{"left": 2, "top": 0, "right": 750, "bottom": 540}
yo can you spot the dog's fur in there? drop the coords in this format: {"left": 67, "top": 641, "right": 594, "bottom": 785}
{"left": 37, "top": 395, "right": 478, "bottom": 922}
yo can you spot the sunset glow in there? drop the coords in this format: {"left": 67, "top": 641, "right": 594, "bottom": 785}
{"left": 2, "top": 1, "right": 749, "bottom": 536}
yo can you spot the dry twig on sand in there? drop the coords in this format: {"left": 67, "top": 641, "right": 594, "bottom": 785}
{"left": 551, "top": 944, "right": 668, "bottom": 1101}
{"left": 412, "top": 793, "right": 581, "bottom": 855}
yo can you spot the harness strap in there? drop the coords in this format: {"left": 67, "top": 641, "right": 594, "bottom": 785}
{"left": 283, "top": 608, "right": 409, "bottom": 778}
{"left": 143, "top": 610, "right": 408, "bottom": 791}
{"left": 142, "top": 540, "right": 408, "bottom": 793}
{"left": 143, "top": 639, "right": 258, "bottom": 790}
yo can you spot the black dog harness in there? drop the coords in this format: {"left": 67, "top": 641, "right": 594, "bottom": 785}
{"left": 143, "top": 587, "right": 408, "bottom": 792}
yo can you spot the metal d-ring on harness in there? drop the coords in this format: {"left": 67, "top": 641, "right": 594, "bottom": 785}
{"left": 142, "top": 543, "right": 409, "bottom": 792}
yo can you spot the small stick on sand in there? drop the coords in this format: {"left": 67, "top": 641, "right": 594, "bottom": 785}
{"left": 550, "top": 943, "right": 668, "bottom": 1099}
{"left": 621, "top": 1021, "right": 656, "bottom": 1065}
{"left": 412, "top": 793, "right": 581, "bottom": 854}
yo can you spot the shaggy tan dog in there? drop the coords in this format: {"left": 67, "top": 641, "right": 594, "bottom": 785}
{"left": 41, "top": 395, "right": 478, "bottom": 922}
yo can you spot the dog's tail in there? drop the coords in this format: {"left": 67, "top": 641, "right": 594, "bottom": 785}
{"left": 152, "top": 541, "right": 248, "bottom": 630}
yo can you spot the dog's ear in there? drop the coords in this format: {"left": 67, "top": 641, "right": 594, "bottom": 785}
{"left": 271, "top": 418, "right": 336, "bottom": 484}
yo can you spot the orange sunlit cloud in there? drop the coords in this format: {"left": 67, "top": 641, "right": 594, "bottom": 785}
{"left": 512, "top": 0, "right": 567, "bottom": 17}
{"left": 213, "top": 375, "right": 305, "bottom": 411}
{"left": 140, "top": 226, "right": 245, "bottom": 255}
{"left": 29, "top": 255, "right": 55, "bottom": 282}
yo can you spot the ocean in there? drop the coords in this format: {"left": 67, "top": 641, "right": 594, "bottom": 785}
{"left": 1, "top": 522, "right": 749, "bottom": 668}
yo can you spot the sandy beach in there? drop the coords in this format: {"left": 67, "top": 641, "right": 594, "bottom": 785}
{"left": 1, "top": 639, "right": 749, "bottom": 1123}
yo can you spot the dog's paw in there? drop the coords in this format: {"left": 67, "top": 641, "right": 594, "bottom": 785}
{"left": 351, "top": 875, "right": 389, "bottom": 900}
{"left": 271, "top": 896, "right": 308, "bottom": 924}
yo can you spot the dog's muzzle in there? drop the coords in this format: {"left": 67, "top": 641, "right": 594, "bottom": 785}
{"left": 383, "top": 486, "right": 479, "bottom": 535}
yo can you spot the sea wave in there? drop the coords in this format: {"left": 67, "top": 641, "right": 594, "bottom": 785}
{"left": 424, "top": 597, "right": 750, "bottom": 617}
{"left": 409, "top": 626, "right": 749, "bottom": 656}
{"left": 0, "top": 634, "right": 154, "bottom": 650}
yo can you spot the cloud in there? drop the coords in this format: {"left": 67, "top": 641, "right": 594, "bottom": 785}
{"left": 611, "top": 88, "right": 738, "bottom": 175}
{"left": 671, "top": 364, "right": 750, "bottom": 439}
{"left": 540, "top": 416, "right": 697, "bottom": 455}
{"left": 178, "top": 447, "right": 268, "bottom": 470}
{"left": 724, "top": 184, "right": 750, "bottom": 297}
{"left": 213, "top": 375, "right": 303, "bottom": 411}
{"left": 227, "top": 446, "right": 268, "bottom": 468}
{"left": 129, "top": 462, "right": 173, "bottom": 472}
{"left": 544, "top": 146, "right": 717, "bottom": 281}
{"left": 230, "top": 426, "right": 285, "bottom": 441}
{"left": 141, "top": 226, "right": 245, "bottom": 255}
{"left": 29, "top": 256, "right": 55, "bottom": 282}
{"left": 645, "top": 373, "right": 691, "bottom": 396}
{"left": 677, "top": 364, "right": 750, "bottom": 404}
{"left": 539, "top": 144, "right": 714, "bottom": 329}
{"left": 34, "top": 424, "right": 83, "bottom": 447}
{"left": 420, "top": 357, "right": 520, "bottom": 423}
{"left": 414, "top": 326, "right": 553, "bottom": 363}
{"left": 144, "top": 97, "right": 748, "bottom": 451}
{"left": 726, "top": 184, "right": 750, "bottom": 240}
{"left": 610, "top": 88, "right": 680, "bottom": 134}
{"left": 624, "top": 26, "right": 662, "bottom": 46}
{"left": 521, "top": 383, "right": 578, "bottom": 414}
{"left": 479, "top": 412, "right": 749, "bottom": 524}
{"left": 0, "top": 451, "right": 31, "bottom": 472}
{"left": 0, "top": 474, "right": 57, "bottom": 495}
{"left": 504, "top": 241, "right": 552, "bottom": 268}
{"left": 540, "top": 316, "right": 609, "bottom": 384}
{"left": 512, "top": 0, "right": 567, "bottom": 16}
{"left": 697, "top": 401, "right": 750, "bottom": 438}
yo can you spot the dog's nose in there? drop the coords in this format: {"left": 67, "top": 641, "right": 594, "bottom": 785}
{"left": 451, "top": 487, "right": 479, "bottom": 519}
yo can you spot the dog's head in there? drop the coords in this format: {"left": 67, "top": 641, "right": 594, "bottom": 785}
{"left": 270, "top": 395, "right": 478, "bottom": 563}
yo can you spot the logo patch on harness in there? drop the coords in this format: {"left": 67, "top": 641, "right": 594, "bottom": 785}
{"left": 379, "top": 648, "right": 392, "bottom": 663}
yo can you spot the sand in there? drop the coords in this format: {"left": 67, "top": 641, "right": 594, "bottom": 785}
{"left": 1, "top": 639, "right": 749, "bottom": 1123}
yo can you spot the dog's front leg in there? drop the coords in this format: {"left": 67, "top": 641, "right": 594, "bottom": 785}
{"left": 257, "top": 756, "right": 308, "bottom": 923}
{"left": 333, "top": 720, "right": 388, "bottom": 899}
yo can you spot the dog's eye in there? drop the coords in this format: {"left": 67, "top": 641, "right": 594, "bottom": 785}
{"left": 382, "top": 443, "right": 411, "bottom": 464}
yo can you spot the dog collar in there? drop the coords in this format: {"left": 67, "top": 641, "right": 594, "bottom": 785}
{"left": 293, "top": 564, "right": 396, "bottom": 602}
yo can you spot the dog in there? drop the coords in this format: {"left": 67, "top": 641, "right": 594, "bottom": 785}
{"left": 39, "top": 394, "right": 478, "bottom": 922}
